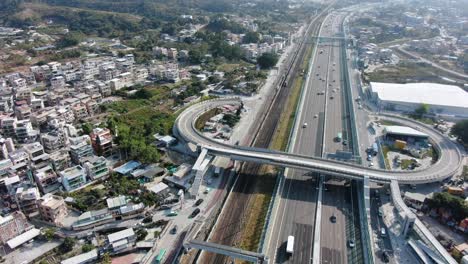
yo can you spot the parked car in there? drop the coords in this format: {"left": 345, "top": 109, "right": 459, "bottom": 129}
{"left": 189, "top": 208, "right": 201, "bottom": 218}
{"left": 348, "top": 240, "right": 355, "bottom": 248}
{"left": 330, "top": 215, "right": 336, "bottom": 223}
{"left": 170, "top": 225, "right": 178, "bottom": 234}
{"left": 194, "top": 199, "right": 204, "bottom": 206}
{"left": 167, "top": 211, "right": 178, "bottom": 217}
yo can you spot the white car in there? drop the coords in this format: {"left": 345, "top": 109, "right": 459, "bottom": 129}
{"left": 369, "top": 162, "right": 374, "bottom": 167}
{"left": 314, "top": 114, "right": 318, "bottom": 118}
{"left": 303, "top": 123, "right": 308, "bottom": 128}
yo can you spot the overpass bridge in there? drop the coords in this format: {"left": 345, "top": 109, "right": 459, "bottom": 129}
{"left": 174, "top": 98, "right": 463, "bottom": 185}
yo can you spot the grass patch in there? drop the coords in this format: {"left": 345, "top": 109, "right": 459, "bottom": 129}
{"left": 381, "top": 145, "right": 391, "bottom": 169}
{"left": 271, "top": 45, "right": 313, "bottom": 151}
{"left": 238, "top": 173, "right": 276, "bottom": 252}
{"left": 400, "top": 159, "right": 413, "bottom": 170}
{"left": 195, "top": 108, "right": 222, "bottom": 131}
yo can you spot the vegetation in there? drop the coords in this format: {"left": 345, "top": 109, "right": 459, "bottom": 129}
{"left": 100, "top": 253, "right": 111, "bottom": 264}
{"left": 206, "top": 17, "right": 245, "bottom": 34}
{"left": 243, "top": 31, "right": 260, "bottom": 44}
{"left": 257, "top": 52, "right": 278, "bottom": 69}
{"left": 413, "top": 103, "right": 430, "bottom": 118}
{"left": 221, "top": 113, "right": 240, "bottom": 127}
{"left": 451, "top": 120, "right": 468, "bottom": 143}
{"left": 43, "top": 228, "right": 56, "bottom": 241}
{"left": 58, "top": 237, "right": 75, "bottom": 253}
{"left": 427, "top": 192, "right": 468, "bottom": 222}
{"left": 136, "top": 229, "right": 148, "bottom": 241}
{"left": 81, "top": 243, "right": 95, "bottom": 253}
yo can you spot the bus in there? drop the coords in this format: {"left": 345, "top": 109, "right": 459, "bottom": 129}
{"left": 336, "top": 132, "right": 342, "bottom": 142}
{"left": 286, "top": 236, "right": 294, "bottom": 255}
{"left": 154, "top": 249, "right": 166, "bottom": 264}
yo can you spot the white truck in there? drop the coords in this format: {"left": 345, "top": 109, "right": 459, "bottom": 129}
{"left": 286, "top": 235, "right": 294, "bottom": 255}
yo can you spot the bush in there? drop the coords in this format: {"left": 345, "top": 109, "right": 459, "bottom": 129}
{"left": 82, "top": 243, "right": 95, "bottom": 253}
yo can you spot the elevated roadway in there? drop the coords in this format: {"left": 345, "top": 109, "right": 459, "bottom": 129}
{"left": 174, "top": 98, "right": 463, "bottom": 184}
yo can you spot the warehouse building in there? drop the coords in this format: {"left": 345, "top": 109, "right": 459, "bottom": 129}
{"left": 369, "top": 82, "right": 468, "bottom": 119}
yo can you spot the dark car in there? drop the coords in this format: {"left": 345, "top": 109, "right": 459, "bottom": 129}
{"left": 189, "top": 208, "right": 201, "bottom": 218}
{"left": 330, "top": 215, "right": 336, "bottom": 223}
{"left": 381, "top": 252, "right": 389, "bottom": 262}
{"left": 170, "top": 225, "right": 178, "bottom": 234}
{"left": 194, "top": 199, "right": 204, "bottom": 207}
{"left": 342, "top": 140, "right": 348, "bottom": 146}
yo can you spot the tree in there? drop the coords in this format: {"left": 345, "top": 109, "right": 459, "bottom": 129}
{"left": 59, "top": 237, "right": 75, "bottom": 253}
{"left": 101, "top": 253, "right": 111, "bottom": 264}
{"left": 43, "top": 228, "right": 56, "bottom": 241}
{"left": 81, "top": 123, "right": 93, "bottom": 135}
{"left": 414, "top": 103, "right": 430, "bottom": 117}
{"left": 81, "top": 243, "right": 95, "bottom": 253}
{"left": 452, "top": 120, "right": 468, "bottom": 143}
{"left": 243, "top": 31, "right": 260, "bottom": 44}
{"left": 257, "top": 52, "right": 279, "bottom": 69}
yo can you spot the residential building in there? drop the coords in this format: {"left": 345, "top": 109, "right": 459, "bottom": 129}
{"left": 60, "top": 165, "right": 87, "bottom": 192}
{"left": 0, "top": 137, "right": 15, "bottom": 160}
{"left": 50, "top": 76, "right": 66, "bottom": 90}
{"left": 49, "top": 150, "right": 71, "bottom": 172}
{"left": 72, "top": 103, "right": 88, "bottom": 120}
{"left": 23, "top": 142, "right": 50, "bottom": 170}
{"left": 34, "top": 165, "right": 60, "bottom": 194}
{"left": 90, "top": 128, "right": 112, "bottom": 156}
{"left": 38, "top": 193, "right": 67, "bottom": 225}
{"left": 14, "top": 105, "right": 31, "bottom": 120}
{"left": 69, "top": 136, "right": 93, "bottom": 164}
{"left": 1, "top": 117, "right": 16, "bottom": 138}
{"left": 83, "top": 155, "right": 109, "bottom": 180}
{"left": 106, "top": 195, "right": 127, "bottom": 213}
{"left": 72, "top": 208, "right": 113, "bottom": 230}
{"left": 41, "top": 130, "right": 67, "bottom": 153}
{"left": 15, "top": 120, "right": 38, "bottom": 144}
{"left": 15, "top": 187, "right": 41, "bottom": 217}
{"left": 107, "top": 228, "right": 136, "bottom": 252}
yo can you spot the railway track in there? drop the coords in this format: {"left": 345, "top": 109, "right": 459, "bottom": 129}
{"left": 198, "top": 7, "right": 331, "bottom": 264}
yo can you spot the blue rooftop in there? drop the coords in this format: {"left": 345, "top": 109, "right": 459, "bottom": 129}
{"left": 114, "top": 161, "right": 141, "bottom": 175}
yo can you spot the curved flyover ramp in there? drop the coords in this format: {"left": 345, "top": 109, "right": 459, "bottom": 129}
{"left": 174, "top": 98, "right": 463, "bottom": 184}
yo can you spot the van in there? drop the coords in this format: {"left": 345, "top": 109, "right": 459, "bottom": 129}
{"left": 380, "top": 227, "right": 386, "bottom": 237}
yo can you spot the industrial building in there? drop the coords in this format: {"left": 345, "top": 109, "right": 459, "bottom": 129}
{"left": 369, "top": 82, "right": 468, "bottom": 119}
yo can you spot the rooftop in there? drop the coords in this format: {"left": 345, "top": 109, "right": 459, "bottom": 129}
{"left": 384, "top": 126, "right": 429, "bottom": 138}
{"left": 370, "top": 82, "right": 468, "bottom": 109}
{"left": 108, "top": 228, "right": 135, "bottom": 244}
{"left": 7, "top": 228, "right": 40, "bottom": 249}
{"left": 61, "top": 249, "right": 98, "bottom": 264}
{"left": 114, "top": 160, "right": 141, "bottom": 175}
{"left": 106, "top": 195, "right": 127, "bottom": 209}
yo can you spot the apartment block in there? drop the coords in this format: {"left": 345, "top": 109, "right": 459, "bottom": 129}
{"left": 60, "top": 165, "right": 87, "bottom": 192}
{"left": 38, "top": 193, "right": 67, "bottom": 225}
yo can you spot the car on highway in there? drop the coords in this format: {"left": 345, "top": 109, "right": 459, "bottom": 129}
{"left": 330, "top": 96, "right": 334, "bottom": 99}
{"left": 194, "top": 198, "right": 204, "bottom": 206}
{"left": 314, "top": 114, "right": 318, "bottom": 118}
{"left": 342, "top": 140, "right": 348, "bottom": 146}
{"left": 348, "top": 240, "right": 355, "bottom": 248}
{"left": 367, "top": 155, "right": 372, "bottom": 161}
{"left": 189, "top": 208, "right": 201, "bottom": 218}
{"left": 369, "top": 162, "right": 374, "bottom": 167}
{"left": 330, "top": 215, "right": 336, "bottom": 223}
{"left": 303, "top": 123, "right": 308, "bottom": 128}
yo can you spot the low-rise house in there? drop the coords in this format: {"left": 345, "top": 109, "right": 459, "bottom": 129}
{"left": 90, "top": 128, "right": 112, "bottom": 157}
{"left": 106, "top": 195, "right": 128, "bottom": 213}
{"left": 72, "top": 208, "right": 113, "bottom": 230}
{"left": 0, "top": 211, "right": 34, "bottom": 246}
{"left": 107, "top": 228, "right": 136, "bottom": 252}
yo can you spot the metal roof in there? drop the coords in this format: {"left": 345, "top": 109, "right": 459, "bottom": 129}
{"left": 370, "top": 82, "right": 468, "bottom": 109}
{"left": 6, "top": 228, "right": 40, "bottom": 249}
{"left": 61, "top": 249, "right": 98, "bottom": 264}
{"left": 108, "top": 228, "right": 135, "bottom": 244}
{"left": 384, "top": 126, "right": 428, "bottom": 138}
